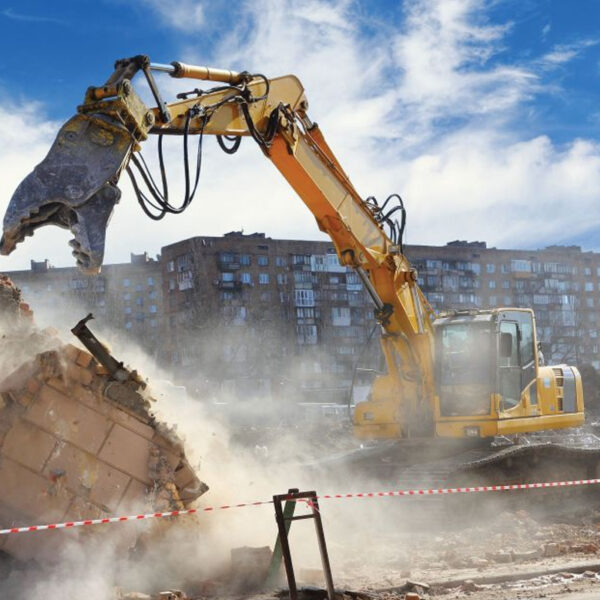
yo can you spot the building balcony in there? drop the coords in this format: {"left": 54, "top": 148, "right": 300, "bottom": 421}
{"left": 216, "top": 281, "right": 242, "bottom": 290}
{"left": 217, "top": 260, "right": 240, "bottom": 271}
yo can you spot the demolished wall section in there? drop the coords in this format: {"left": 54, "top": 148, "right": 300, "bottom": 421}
{"left": 0, "top": 277, "right": 207, "bottom": 564}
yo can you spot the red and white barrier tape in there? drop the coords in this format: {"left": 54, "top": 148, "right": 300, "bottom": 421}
{"left": 0, "top": 500, "right": 273, "bottom": 536}
{"left": 319, "top": 478, "right": 600, "bottom": 499}
{"left": 2, "top": 478, "right": 599, "bottom": 535}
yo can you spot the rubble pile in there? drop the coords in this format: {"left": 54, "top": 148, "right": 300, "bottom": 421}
{"left": 0, "top": 276, "right": 207, "bottom": 564}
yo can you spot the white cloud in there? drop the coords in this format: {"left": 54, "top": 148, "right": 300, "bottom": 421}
{"left": 539, "top": 39, "right": 598, "bottom": 67}
{"left": 3, "top": 0, "right": 600, "bottom": 273}
{"left": 137, "top": 0, "right": 204, "bottom": 32}
{"left": 542, "top": 23, "right": 551, "bottom": 38}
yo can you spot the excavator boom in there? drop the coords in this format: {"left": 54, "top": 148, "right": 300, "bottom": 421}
{"left": 1, "top": 55, "right": 584, "bottom": 443}
{"left": 1, "top": 55, "right": 436, "bottom": 438}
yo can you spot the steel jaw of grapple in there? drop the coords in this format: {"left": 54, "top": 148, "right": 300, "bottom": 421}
{"left": 0, "top": 112, "right": 133, "bottom": 274}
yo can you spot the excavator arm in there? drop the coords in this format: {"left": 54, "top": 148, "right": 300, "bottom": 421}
{"left": 1, "top": 55, "right": 435, "bottom": 438}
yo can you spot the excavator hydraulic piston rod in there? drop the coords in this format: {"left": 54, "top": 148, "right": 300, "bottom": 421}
{"left": 161, "top": 61, "right": 244, "bottom": 84}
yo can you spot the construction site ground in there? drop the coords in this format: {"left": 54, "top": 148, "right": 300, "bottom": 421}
{"left": 4, "top": 398, "right": 600, "bottom": 599}
{"left": 210, "top": 421, "right": 600, "bottom": 600}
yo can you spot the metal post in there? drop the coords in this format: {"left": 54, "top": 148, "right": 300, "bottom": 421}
{"left": 269, "top": 490, "right": 335, "bottom": 600}
{"left": 273, "top": 494, "right": 298, "bottom": 600}
{"left": 310, "top": 496, "right": 335, "bottom": 600}
{"left": 265, "top": 488, "right": 298, "bottom": 588}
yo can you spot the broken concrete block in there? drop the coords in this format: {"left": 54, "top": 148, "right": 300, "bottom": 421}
{"left": 462, "top": 579, "right": 483, "bottom": 592}
{"left": 543, "top": 542, "right": 561, "bottom": 557}
{"left": 230, "top": 546, "right": 273, "bottom": 591}
{"left": 511, "top": 549, "right": 541, "bottom": 562}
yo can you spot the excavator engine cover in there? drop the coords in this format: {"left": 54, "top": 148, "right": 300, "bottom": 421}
{"left": 1, "top": 113, "right": 132, "bottom": 274}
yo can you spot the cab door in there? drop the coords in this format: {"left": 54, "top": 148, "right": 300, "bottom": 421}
{"left": 498, "top": 321, "right": 521, "bottom": 409}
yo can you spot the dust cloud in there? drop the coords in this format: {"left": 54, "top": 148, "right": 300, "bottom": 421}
{"left": 0, "top": 289, "right": 593, "bottom": 599}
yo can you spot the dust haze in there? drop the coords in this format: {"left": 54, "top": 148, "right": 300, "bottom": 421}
{"left": 0, "top": 288, "right": 594, "bottom": 599}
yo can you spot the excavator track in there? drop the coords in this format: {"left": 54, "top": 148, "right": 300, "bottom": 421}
{"left": 312, "top": 432, "right": 600, "bottom": 529}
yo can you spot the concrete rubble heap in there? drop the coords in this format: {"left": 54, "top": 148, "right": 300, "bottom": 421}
{"left": 0, "top": 275, "right": 207, "bottom": 563}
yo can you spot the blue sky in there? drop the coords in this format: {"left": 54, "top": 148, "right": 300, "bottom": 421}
{"left": 2, "top": 0, "right": 600, "bottom": 268}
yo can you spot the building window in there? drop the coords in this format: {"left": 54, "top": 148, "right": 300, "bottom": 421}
{"left": 275, "top": 256, "right": 286, "bottom": 267}
{"left": 584, "top": 267, "right": 592, "bottom": 276}
{"left": 147, "top": 276, "right": 155, "bottom": 286}
{"left": 277, "top": 273, "right": 287, "bottom": 285}
{"left": 136, "top": 297, "right": 143, "bottom": 306}
{"left": 241, "top": 272, "right": 252, "bottom": 284}
{"left": 135, "top": 283, "right": 143, "bottom": 292}
{"left": 297, "top": 324, "right": 318, "bottom": 344}
{"left": 221, "top": 291, "right": 233, "bottom": 300}
{"left": 168, "top": 278, "right": 175, "bottom": 291}
{"left": 488, "top": 281, "right": 496, "bottom": 289}
{"left": 587, "top": 298, "right": 594, "bottom": 308}
{"left": 222, "top": 272, "right": 234, "bottom": 282}
{"left": 502, "top": 280, "right": 510, "bottom": 289}
{"left": 511, "top": 260, "right": 531, "bottom": 273}
{"left": 149, "top": 290, "right": 157, "bottom": 299}
{"left": 292, "top": 254, "right": 310, "bottom": 266}
{"left": 125, "top": 321, "right": 132, "bottom": 329}
{"left": 123, "top": 278, "right": 130, "bottom": 287}
{"left": 295, "top": 289, "right": 315, "bottom": 307}
{"left": 240, "top": 254, "right": 251, "bottom": 266}
{"left": 176, "top": 253, "right": 192, "bottom": 272}
{"left": 71, "top": 279, "right": 88, "bottom": 290}
{"left": 166, "top": 260, "right": 175, "bottom": 272}
{"left": 257, "top": 255, "right": 269, "bottom": 266}
{"left": 489, "top": 296, "right": 497, "bottom": 306}
{"left": 124, "top": 307, "right": 132, "bottom": 314}
{"left": 149, "top": 304, "right": 158, "bottom": 313}
{"left": 259, "top": 273, "right": 270, "bottom": 285}
{"left": 332, "top": 306, "right": 351, "bottom": 326}
{"left": 123, "top": 292, "right": 131, "bottom": 301}
{"left": 585, "top": 282, "right": 594, "bottom": 292}
{"left": 486, "top": 264, "right": 495, "bottom": 273}
{"left": 296, "top": 307, "right": 315, "bottom": 320}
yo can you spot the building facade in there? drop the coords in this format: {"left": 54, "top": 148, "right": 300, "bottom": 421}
{"left": 160, "top": 232, "right": 375, "bottom": 400}
{"left": 7, "top": 235, "right": 600, "bottom": 400}
{"left": 6, "top": 253, "right": 163, "bottom": 354}
{"left": 408, "top": 241, "right": 600, "bottom": 368}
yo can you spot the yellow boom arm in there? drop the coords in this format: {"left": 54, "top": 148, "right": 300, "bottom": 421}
{"left": 1, "top": 56, "right": 437, "bottom": 438}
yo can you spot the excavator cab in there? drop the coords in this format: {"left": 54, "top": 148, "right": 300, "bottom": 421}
{"left": 434, "top": 308, "right": 584, "bottom": 439}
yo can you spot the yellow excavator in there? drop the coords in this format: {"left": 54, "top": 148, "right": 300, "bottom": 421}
{"left": 2, "top": 55, "right": 596, "bottom": 496}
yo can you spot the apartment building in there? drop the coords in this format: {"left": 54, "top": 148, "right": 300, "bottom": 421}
{"left": 408, "top": 241, "right": 600, "bottom": 368}
{"left": 160, "top": 232, "right": 375, "bottom": 399}
{"left": 6, "top": 253, "right": 163, "bottom": 354}
{"left": 7, "top": 234, "right": 600, "bottom": 399}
